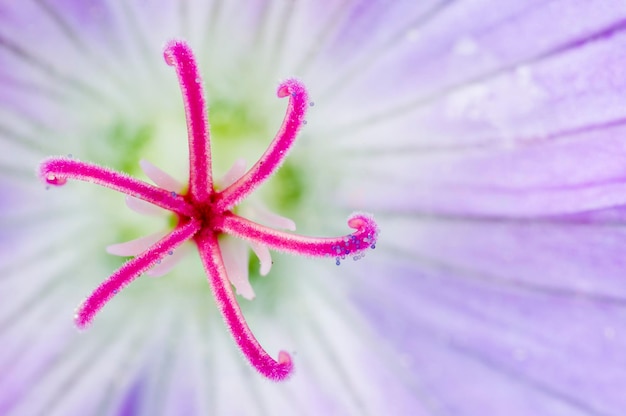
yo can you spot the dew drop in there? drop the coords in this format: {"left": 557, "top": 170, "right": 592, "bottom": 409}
{"left": 309, "top": 101, "right": 315, "bottom": 107}
{"left": 168, "top": 250, "right": 174, "bottom": 255}
{"left": 335, "top": 258, "right": 341, "bottom": 266}
{"left": 45, "top": 174, "right": 67, "bottom": 186}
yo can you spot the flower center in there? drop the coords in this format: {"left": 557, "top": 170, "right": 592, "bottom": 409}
{"left": 38, "top": 39, "right": 379, "bottom": 382}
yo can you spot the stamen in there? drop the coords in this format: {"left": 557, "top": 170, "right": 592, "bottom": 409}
{"left": 219, "top": 236, "right": 255, "bottom": 299}
{"left": 139, "top": 159, "right": 185, "bottom": 193}
{"left": 249, "top": 242, "right": 272, "bottom": 276}
{"left": 39, "top": 157, "right": 194, "bottom": 217}
{"left": 245, "top": 204, "right": 297, "bottom": 231}
{"left": 216, "top": 79, "right": 308, "bottom": 211}
{"left": 76, "top": 219, "right": 201, "bottom": 329}
{"left": 196, "top": 230, "right": 292, "bottom": 381}
{"left": 218, "top": 158, "right": 247, "bottom": 189}
{"left": 146, "top": 243, "right": 191, "bottom": 277}
{"left": 164, "top": 40, "right": 212, "bottom": 203}
{"left": 106, "top": 232, "right": 168, "bottom": 256}
{"left": 217, "top": 212, "right": 378, "bottom": 259}
{"left": 125, "top": 195, "right": 166, "bottom": 216}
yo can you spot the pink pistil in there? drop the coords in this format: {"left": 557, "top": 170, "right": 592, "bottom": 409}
{"left": 75, "top": 219, "right": 201, "bottom": 328}
{"left": 164, "top": 40, "right": 212, "bottom": 203}
{"left": 39, "top": 40, "right": 378, "bottom": 381}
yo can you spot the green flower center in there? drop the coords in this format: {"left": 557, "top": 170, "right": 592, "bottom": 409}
{"left": 89, "top": 99, "right": 310, "bottom": 294}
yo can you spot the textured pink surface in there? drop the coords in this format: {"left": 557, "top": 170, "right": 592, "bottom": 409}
{"left": 164, "top": 40, "right": 212, "bottom": 203}
{"left": 75, "top": 220, "right": 201, "bottom": 328}
{"left": 219, "top": 212, "right": 378, "bottom": 260}
{"left": 40, "top": 157, "right": 194, "bottom": 217}
{"left": 195, "top": 229, "right": 293, "bottom": 381}
{"left": 39, "top": 40, "right": 378, "bottom": 381}
{"left": 216, "top": 79, "right": 309, "bottom": 211}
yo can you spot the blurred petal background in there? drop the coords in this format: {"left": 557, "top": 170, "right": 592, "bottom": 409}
{"left": 1, "top": 0, "right": 626, "bottom": 415}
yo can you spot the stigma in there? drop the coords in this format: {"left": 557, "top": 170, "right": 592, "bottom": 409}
{"left": 39, "top": 39, "right": 378, "bottom": 381}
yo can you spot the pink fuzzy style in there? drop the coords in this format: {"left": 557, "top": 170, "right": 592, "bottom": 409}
{"left": 39, "top": 39, "right": 378, "bottom": 381}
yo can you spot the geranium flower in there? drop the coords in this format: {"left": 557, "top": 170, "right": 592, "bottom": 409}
{"left": 1, "top": 1, "right": 626, "bottom": 415}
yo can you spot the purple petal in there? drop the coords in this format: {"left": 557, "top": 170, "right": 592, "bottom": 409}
{"left": 355, "top": 252, "right": 626, "bottom": 415}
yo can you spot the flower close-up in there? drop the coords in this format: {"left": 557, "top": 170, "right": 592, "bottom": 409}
{"left": 2, "top": 1, "right": 626, "bottom": 415}
{"left": 40, "top": 39, "right": 378, "bottom": 382}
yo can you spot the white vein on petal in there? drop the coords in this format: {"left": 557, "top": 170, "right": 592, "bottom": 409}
{"left": 137, "top": 304, "right": 193, "bottom": 416}
{"left": 316, "top": 0, "right": 454, "bottom": 101}
{"left": 45, "top": 318, "right": 151, "bottom": 416}
{"left": 1, "top": 219, "right": 95, "bottom": 277}
{"left": 300, "top": 302, "right": 373, "bottom": 415}
{"left": 91, "top": 313, "right": 157, "bottom": 415}
{"left": 4, "top": 310, "right": 140, "bottom": 415}
{"left": 293, "top": 0, "right": 355, "bottom": 75}
{"left": 0, "top": 246, "right": 89, "bottom": 332}
{"left": 0, "top": 29, "right": 118, "bottom": 106}
{"left": 30, "top": 0, "right": 132, "bottom": 95}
